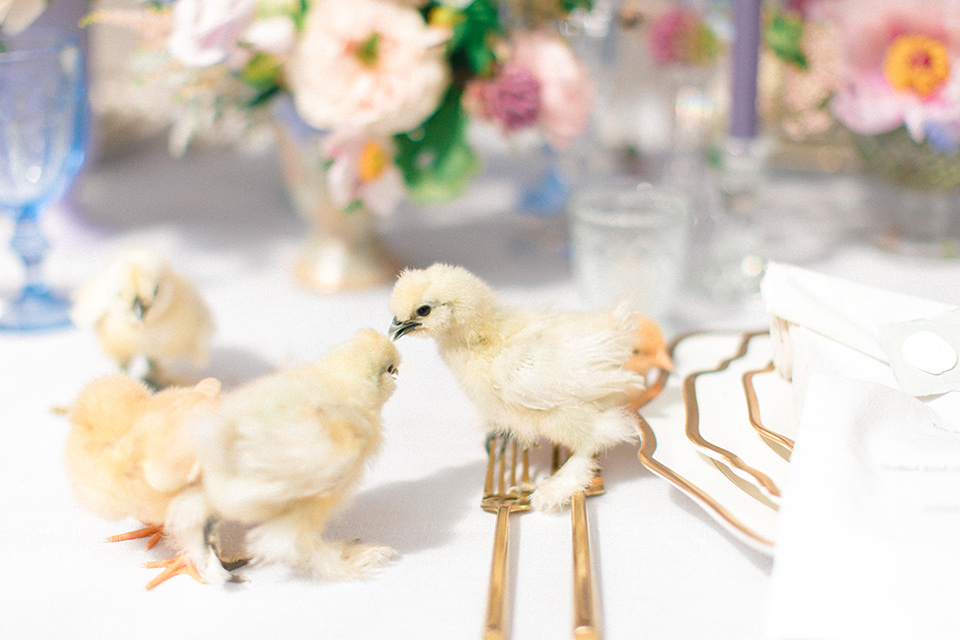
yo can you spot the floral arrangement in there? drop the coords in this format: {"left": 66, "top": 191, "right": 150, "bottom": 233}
{"left": 765, "top": 0, "right": 960, "bottom": 187}
{"left": 87, "top": 0, "right": 595, "bottom": 213}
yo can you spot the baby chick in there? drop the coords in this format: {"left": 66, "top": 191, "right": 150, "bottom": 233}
{"left": 626, "top": 315, "right": 673, "bottom": 377}
{"left": 65, "top": 375, "right": 221, "bottom": 551}
{"left": 71, "top": 247, "right": 215, "bottom": 388}
{"left": 389, "top": 263, "right": 651, "bottom": 511}
{"left": 164, "top": 329, "right": 400, "bottom": 584}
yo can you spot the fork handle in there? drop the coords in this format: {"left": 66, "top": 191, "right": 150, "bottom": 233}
{"left": 484, "top": 505, "right": 512, "bottom": 640}
{"left": 572, "top": 490, "right": 600, "bottom": 640}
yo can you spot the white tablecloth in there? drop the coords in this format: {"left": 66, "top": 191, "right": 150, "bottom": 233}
{"left": 2, "top": 138, "right": 958, "bottom": 640}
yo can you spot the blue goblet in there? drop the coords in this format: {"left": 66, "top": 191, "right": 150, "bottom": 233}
{"left": 0, "top": 28, "right": 87, "bottom": 331}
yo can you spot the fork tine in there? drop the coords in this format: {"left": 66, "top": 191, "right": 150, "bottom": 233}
{"left": 498, "top": 436, "right": 508, "bottom": 496}
{"left": 508, "top": 440, "right": 518, "bottom": 494}
{"left": 521, "top": 448, "right": 530, "bottom": 487}
{"left": 484, "top": 435, "right": 497, "bottom": 497}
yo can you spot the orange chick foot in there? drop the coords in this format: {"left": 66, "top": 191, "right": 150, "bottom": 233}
{"left": 105, "top": 524, "right": 164, "bottom": 550}
{"left": 143, "top": 552, "right": 206, "bottom": 590}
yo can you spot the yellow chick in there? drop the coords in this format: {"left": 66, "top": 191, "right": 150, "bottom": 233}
{"left": 626, "top": 315, "right": 673, "bottom": 377}
{"left": 71, "top": 247, "right": 215, "bottom": 388}
{"left": 389, "top": 263, "right": 649, "bottom": 511}
{"left": 65, "top": 375, "right": 221, "bottom": 549}
{"left": 164, "top": 329, "right": 400, "bottom": 584}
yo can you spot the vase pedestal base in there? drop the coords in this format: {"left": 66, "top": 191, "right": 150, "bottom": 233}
{"left": 293, "top": 234, "right": 401, "bottom": 293}
{"left": 869, "top": 180, "right": 960, "bottom": 259}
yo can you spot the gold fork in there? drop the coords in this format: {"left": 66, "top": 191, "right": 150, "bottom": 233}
{"left": 554, "top": 446, "right": 604, "bottom": 640}
{"left": 481, "top": 434, "right": 532, "bottom": 640}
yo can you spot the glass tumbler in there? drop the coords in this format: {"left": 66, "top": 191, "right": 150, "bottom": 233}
{"left": 569, "top": 182, "right": 690, "bottom": 324}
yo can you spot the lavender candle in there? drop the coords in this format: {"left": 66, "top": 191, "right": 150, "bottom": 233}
{"left": 730, "top": 0, "right": 762, "bottom": 139}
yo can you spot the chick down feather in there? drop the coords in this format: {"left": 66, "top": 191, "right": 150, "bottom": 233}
{"left": 65, "top": 375, "right": 222, "bottom": 528}
{"left": 389, "top": 263, "right": 653, "bottom": 511}
{"left": 71, "top": 247, "right": 215, "bottom": 387}
{"left": 164, "top": 328, "right": 400, "bottom": 583}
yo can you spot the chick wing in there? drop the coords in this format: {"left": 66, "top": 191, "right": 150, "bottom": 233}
{"left": 491, "top": 307, "right": 644, "bottom": 411}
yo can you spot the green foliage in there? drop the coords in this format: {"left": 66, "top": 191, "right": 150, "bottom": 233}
{"left": 239, "top": 53, "right": 284, "bottom": 107}
{"left": 394, "top": 87, "right": 479, "bottom": 205}
{"left": 562, "top": 0, "right": 593, "bottom": 14}
{"left": 765, "top": 8, "right": 808, "bottom": 70}
{"left": 445, "top": 0, "right": 503, "bottom": 77}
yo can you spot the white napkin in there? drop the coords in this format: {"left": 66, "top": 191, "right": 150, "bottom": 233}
{"left": 761, "top": 262, "right": 959, "bottom": 396}
{"left": 760, "top": 264, "right": 960, "bottom": 640}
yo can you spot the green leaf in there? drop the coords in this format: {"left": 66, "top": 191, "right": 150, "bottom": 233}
{"left": 447, "top": 0, "right": 502, "bottom": 77}
{"left": 240, "top": 53, "right": 282, "bottom": 92}
{"left": 562, "top": 0, "right": 593, "bottom": 14}
{"left": 394, "top": 88, "right": 479, "bottom": 205}
{"left": 764, "top": 9, "right": 808, "bottom": 70}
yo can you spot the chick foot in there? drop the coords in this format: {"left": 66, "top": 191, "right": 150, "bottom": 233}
{"left": 143, "top": 552, "right": 205, "bottom": 590}
{"left": 530, "top": 454, "right": 597, "bottom": 512}
{"left": 105, "top": 523, "right": 164, "bottom": 550}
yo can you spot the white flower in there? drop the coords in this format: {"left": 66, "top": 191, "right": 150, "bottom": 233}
{"left": 169, "top": 0, "right": 256, "bottom": 67}
{"left": 288, "top": 0, "right": 451, "bottom": 136}
{"left": 0, "top": 0, "right": 47, "bottom": 34}
{"left": 242, "top": 15, "right": 295, "bottom": 55}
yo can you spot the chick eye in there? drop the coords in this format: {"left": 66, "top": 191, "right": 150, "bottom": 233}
{"left": 386, "top": 364, "right": 398, "bottom": 375}
{"left": 416, "top": 305, "right": 432, "bottom": 317}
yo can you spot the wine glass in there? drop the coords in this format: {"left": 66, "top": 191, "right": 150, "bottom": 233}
{"left": 0, "top": 28, "right": 87, "bottom": 331}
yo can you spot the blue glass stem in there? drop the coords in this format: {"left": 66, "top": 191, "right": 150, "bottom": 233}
{"left": 11, "top": 204, "right": 53, "bottom": 300}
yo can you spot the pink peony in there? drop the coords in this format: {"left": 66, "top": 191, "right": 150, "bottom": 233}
{"left": 828, "top": 1, "right": 960, "bottom": 146}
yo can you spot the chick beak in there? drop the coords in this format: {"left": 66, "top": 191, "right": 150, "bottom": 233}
{"left": 132, "top": 295, "right": 147, "bottom": 321}
{"left": 651, "top": 348, "right": 674, "bottom": 372}
{"left": 389, "top": 317, "right": 421, "bottom": 340}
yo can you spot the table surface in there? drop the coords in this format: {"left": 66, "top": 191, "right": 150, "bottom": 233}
{"left": 2, "top": 136, "right": 959, "bottom": 640}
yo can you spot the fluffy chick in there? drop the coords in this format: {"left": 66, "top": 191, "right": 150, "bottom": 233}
{"left": 71, "top": 247, "right": 215, "bottom": 388}
{"left": 165, "top": 329, "right": 400, "bottom": 584}
{"left": 626, "top": 315, "right": 673, "bottom": 377}
{"left": 389, "top": 263, "right": 649, "bottom": 511}
{"left": 65, "top": 375, "right": 222, "bottom": 538}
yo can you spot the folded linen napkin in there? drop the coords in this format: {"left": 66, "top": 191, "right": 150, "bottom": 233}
{"left": 761, "top": 262, "right": 958, "bottom": 396}
{"left": 760, "top": 264, "right": 960, "bottom": 640}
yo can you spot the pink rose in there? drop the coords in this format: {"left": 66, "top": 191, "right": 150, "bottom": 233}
{"left": 464, "top": 62, "right": 542, "bottom": 133}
